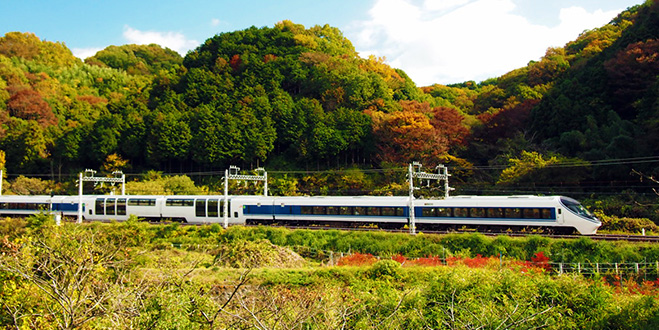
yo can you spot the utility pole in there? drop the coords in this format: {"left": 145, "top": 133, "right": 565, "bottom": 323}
{"left": 223, "top": 166, "right": 267, "bottom": 228}
{"left": 77, "top": 170, "right": 125, "bottom": 224}
{"left": 407, "top": 162, "right": 454, "bottom": 235}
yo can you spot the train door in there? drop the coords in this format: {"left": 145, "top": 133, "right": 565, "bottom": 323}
{"left": 556, "top": 208, "right": 565, "bottom": 224}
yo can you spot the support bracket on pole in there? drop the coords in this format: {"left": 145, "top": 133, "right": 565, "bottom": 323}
{"left": 407, "top": 162, "right": 454, "bottom": 235}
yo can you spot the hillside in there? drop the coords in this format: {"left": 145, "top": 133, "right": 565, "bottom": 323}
{"left": 0, "top": 1, "right": 657, "bottom": 203}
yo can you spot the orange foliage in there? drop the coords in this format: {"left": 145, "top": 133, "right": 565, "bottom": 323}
{"left": 6, "top": 85, "right": 57, "bottom": 127}
{"left": 336, "top": 252, "right": 377, "bottom": 266}
{"left": 230, "top": 54, "right": 242, "bottom": 71}
{"left": 338, "top": 251, "right": 552, "bottom": 274}
{"left": 371, "top": 100, "right": 468, "bottom": 164}
{"left": 77, "top": 95, "right": 108, "bottom": 105}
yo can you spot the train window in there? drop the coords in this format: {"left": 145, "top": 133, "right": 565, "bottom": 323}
{"left": 488, "top": 208, "right": 504, "bottom": 218}
{"left": 95, "top": 198, "right": 104, "bottom": 215}
{"left": 422, "top": 208, "right": 436, "bottom": 217}
{"left": 117, "top": 199, "right": 126, "bottom": 215}
{"left": 0, "top": 203, "right": 5, "bottom": 209}
{"left": 195, "top": 199, "right": 206, "bottom": 217}
{"left": 540, "top": 208, "right": 553, "bottom": 219}
{"left": 208, "top": 199, "right": 219, "bottom": 217}
{"left": 106, "top": 198, "right": 116, "bottom": 216}
{"left": 354, "top": 207, "right": 366, "bottom": 216}
{"left": 327, "top": 206, "right": 339, "bottom": 215}
{"left": 313, "top": 206, "right": 326, "bottom": 215}
{"left": 128, "top": 198, "right": 157, "bottom": 206}
{"left": 301, "top": 206, "right": 313, "bottom": 215}
{"left": 220, "top": 200, "right": 226, "bottom": 217}
{"left": 437, "top": 208, "right": 451, "bottom": 217}
{"left": 507, "top": 208, "right": 522, "bottom": 218}
{"left": 166, "top": 199, "right": 194, "bottom": 207}
{"left": 396, "top": 207, "right": 405, "bottom": 216}
{"left": 528, "top": 208, "right": 540, "bottom": 219}
{"left": 382, "top": 207, "right": 396, "bottom": 216}
{"left": 454, "top": 208, "right": 469, "bottom": 218}
{"left": 470, "top": 208, "right": 485, "bottom": 218}
{"left": 367, "top": 207, "right": 381, "bottom": 216}
{"left": 339, "top": 206, "right": 351, "bottom": 215}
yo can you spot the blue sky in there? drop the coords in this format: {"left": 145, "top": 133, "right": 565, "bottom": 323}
{"left": 0, "top": 0, "right": 644, "bottom": 85}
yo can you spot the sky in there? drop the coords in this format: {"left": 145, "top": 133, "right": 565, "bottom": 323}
{"left": 0, "top": 0, "right": 644, "bottom": 86}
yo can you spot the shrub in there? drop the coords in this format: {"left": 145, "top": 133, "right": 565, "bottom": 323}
{"left": 367, "top": 259, "right": 402, "bottom": 280}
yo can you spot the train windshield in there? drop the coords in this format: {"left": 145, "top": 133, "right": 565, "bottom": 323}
{"left": 560, "top": 197, "right": 596, "bottom": 219}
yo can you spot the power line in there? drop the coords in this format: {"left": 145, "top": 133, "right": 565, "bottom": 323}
{"left": 4, "top": 155, "right": 659, "bottom": 178}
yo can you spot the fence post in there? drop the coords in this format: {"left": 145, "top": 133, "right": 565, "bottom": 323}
{"left": 559, "top": 263, "right": 563, "bottom": 275}
{"left": 615, "top": 263, "right": 619, "bottom": 275}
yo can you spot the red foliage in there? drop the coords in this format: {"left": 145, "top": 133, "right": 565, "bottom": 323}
{"left": 603, "top": 276, "right": 659, "bottom": 296}
{"left": 409, "top": 256, "right": 444, "bottom": 267}
{"left": 230, "top": 54, "right": 242, "bottom": 71}
{"left": 77, "top": 95, "right": 108, "bottom": 105}
{"left": 264, "top": 54, "right": 277, "bottom": 63}
{"left": 336, "top": 253, "right": 377, "bottom": 266}
{"left": 474, "top": 99, "right": 538, "bottom": 143}
{"left": 371, "top": 100, "right": 468, "bottom": 164}
{"left": 6, "top": 85, "right": 57, "bottom": 127}
{"left": 604, "top": 39, "right": 659, "bottom": 115}
{"left": 530, "top": 251, "right": 551, "bottom": 272}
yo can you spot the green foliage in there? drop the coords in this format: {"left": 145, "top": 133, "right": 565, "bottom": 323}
{"left": 126, "top": 174, "right": 204, "bottom": 195}
{"left": 597, "top": 211, "right": 659, "bottom": 234}
{"left": 8, "top": 175, "right": 57, "bottom": 195}
{"left": 1, "top": 222, "right": 658, "bottom": 329}
{"left": 366, "top": 259, "right": 402, "bottom": 281}
{"left": 497, "top": 150, "right": 590, "bottom": 186}
{"left": 214, "top": 239, "right": 306, "bottom": 268}
{"left": 86, "top": 44, "right": 183, "bottom": 75}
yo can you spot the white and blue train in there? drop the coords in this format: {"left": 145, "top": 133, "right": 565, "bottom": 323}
{"left": 0, "top": 194, "right": 601, "bottom": 235}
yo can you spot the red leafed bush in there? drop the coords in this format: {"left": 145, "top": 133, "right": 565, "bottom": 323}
{"left": 409, "top": 256, "right": 444, "bottom": 267}
{"left": 337, "top": 253, "right": 377, "bottom": 266}
{"left": 530, "top": 251, "right": 551, "bottom": 272}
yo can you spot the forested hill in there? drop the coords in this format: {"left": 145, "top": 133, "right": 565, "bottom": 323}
{"left": 0, "top": 0, "right": 657, "bottom": 197}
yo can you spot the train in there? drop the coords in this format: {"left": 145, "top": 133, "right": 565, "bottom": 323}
{"left": 0, "top": 194, "right": 601, "bottom": 234}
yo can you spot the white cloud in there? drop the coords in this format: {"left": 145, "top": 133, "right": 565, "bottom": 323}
{"left": 351, "top": 0, "right": 624, "bottom": 85}
{"left": 71, "top": 47, "right": 104, "bottom": 60}
{"left": 122, "top": 25, "right": 199, "bottom": 55}
{"left": 211, "top": 18, "right": 221, "bottom": 27}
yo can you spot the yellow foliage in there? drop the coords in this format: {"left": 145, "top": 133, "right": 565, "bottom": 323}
{"left": 497, "top": 151, "right": 559, "bottom": 184}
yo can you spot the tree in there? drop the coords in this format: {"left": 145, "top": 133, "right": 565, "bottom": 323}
{"left": 6, "top": 85, "right": 57, "bottom": 127}
{"left": 371, "top": 101, "right": 467, "bottom": 164}
{"left": 0, "top": 222, "right": 133, "bottom": 329}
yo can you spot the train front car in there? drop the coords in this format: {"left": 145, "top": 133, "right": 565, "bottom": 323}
{"left": 559, "top": 196, "right": 600, "bottom": 235}
{"left": 414, "top": 195, "right": 601, "bottom": 235}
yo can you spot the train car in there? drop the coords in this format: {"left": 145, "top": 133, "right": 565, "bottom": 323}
{"left": 240, "top": 196, "right": 411, "bottom": 228}
{"left": 0, "top": 195, "right": 81, "bottom": 218}
{"left": 413, "top": 195, "right": 600, "bottom": 235}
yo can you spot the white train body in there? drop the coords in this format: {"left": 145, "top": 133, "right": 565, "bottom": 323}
{"left": 0, "top": 194, "right": 601, "bottom": 235}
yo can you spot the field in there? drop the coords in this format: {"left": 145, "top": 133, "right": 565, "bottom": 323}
{"left": 1, "top": 215, "right": 658, "bottom": 329}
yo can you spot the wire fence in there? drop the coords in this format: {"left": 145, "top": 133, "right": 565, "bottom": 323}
{"left": 165, "top": 242, "right": 659, "bottom": 279}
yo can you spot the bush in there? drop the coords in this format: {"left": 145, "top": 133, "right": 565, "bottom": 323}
{"left": 367, "top": 259, "right": 402, "bottom": 280}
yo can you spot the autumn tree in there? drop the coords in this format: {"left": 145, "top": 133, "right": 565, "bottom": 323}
{"left": 371, "top": 101, "right": 467, "bottom": 164}
{"left": 6, "top": 85, "right": 57, "bottom": 127}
